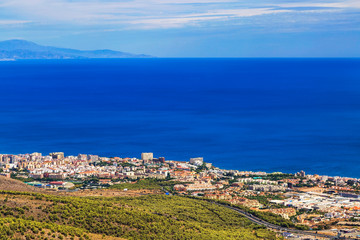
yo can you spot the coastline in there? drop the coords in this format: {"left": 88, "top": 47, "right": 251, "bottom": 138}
{"left": 1, "top": 151, "right": 358, "bottom": 181}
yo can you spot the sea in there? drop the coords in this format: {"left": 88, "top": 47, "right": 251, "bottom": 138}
{"left": 0, "top": 58, "right": 360, "bottom": 178}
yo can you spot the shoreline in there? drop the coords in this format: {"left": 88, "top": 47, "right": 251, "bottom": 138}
{"left": 1, "top": 151, "right": 359, "bottom": 181}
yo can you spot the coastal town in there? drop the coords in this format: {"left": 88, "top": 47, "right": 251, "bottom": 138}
{"left": 1, "top": 152, "right": 360, "bottom": 239}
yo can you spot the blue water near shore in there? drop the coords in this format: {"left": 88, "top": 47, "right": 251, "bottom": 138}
{"left": 0, "top": 58, "right": 360, "bottom": 177}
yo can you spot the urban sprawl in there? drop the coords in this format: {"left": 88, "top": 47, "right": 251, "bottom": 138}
{"left": 1, "top": 152, "right": 360, "bottom": 239}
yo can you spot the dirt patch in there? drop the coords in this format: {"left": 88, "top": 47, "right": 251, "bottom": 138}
{"left": 0, "top": 176, "right": 44, "bottom": 193}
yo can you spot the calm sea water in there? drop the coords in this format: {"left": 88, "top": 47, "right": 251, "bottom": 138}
{"left": 0, "top": 58, "right": 360, "bottom": 177}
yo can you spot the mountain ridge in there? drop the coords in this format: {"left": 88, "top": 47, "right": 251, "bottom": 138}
{"left": 0, "top": 39, "right": 153, "bottom": 59}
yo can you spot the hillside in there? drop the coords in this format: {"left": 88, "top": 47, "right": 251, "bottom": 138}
{"left": 0, "top": 176, "right": 43, "bottom": 192}
{"left": 0, "top": 190, "right": 280, "bottom": 239}
{"left": 0, "top": 39, "right": 152, "bottom": 59}
{"left": 0, "top": 177, "right": 280, "bottom": 239}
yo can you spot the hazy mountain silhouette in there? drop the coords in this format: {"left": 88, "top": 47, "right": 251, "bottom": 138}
{"left": 0, "top": 39, "right": 153, "bottom": 59}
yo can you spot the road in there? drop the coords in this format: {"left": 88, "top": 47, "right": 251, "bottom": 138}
{"left": 213, "top": 202, "right": 338, "bottom": 239}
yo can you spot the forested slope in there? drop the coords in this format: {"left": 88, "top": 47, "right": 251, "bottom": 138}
{"left": 0, "top": 190, "right": 280, "bottom": 239}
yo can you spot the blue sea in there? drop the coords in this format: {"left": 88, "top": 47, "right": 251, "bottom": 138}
{"left": 0, "top": 58, "right": 360, "bottom": 177}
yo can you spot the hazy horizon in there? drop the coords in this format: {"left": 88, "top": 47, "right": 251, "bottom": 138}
{"left": 0, "top": 0, "right": 359, "bottom": 57}
{"left": 1, "top": 38, "right": 360, "bottom": 59}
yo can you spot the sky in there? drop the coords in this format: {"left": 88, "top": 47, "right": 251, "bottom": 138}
{"left": 0, "top": 0, "right": 359, "bottom": 57}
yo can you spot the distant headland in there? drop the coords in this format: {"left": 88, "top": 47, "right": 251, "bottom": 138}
{"left": 0, "top": 39, "right": 153, "bottom": 60}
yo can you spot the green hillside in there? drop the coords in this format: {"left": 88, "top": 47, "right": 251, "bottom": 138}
{"left": 0, "top": 190, "right": 279, "bottom": 239}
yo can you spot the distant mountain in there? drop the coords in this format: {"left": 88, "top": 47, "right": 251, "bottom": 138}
{"left": 0, "top": 39, "right": 153, "bottom": 59}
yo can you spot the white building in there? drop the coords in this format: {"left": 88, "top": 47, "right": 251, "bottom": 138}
{"left": 190, "top": 157, "right": 203, "bottom": 166}
{"left": 141, "top": 153, "right": 153, "bottom": 161}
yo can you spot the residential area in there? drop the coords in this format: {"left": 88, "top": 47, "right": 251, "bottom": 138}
{"left": 1, "top": 152, "right": 360, "bottom": 239}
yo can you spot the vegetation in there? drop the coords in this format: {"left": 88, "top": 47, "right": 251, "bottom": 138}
{"left": 109, "top": 179, "right": 186, "bottom": 192}
{"left": 245, "top": 194, "right": 284, "bottom": 206}
{"left": 93, "top": 162, "right": 113, "bottom": 167}
{"left": 247, "top": 209, "right": 295, "bottom": 228}
{"left": 262, "top": 173, "right": 294, "bottom": 181}
{"left": 236, "top": 173, "right": 294, "bottom": 181}
{"left": 237, "top": 205, "right": 309, "bottom": 230}
{"left": 118, "top": 162, "right": 135, "bottom": 168}
{"left": 195, "top": 163, "right": 209, "bottom": 173}
{"left": 193, "top": 197, "right": 310, "bottom": 232}
{"left": 109, "top": 179, "right": 162, "bottom": 190}
{"left": 0, "top": 190, "right": 280, "bottom": 239}
{"left": 0, "top": 216, "right": 90, "bottom": 240}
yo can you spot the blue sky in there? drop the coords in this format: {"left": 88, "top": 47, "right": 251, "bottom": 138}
{"left": 0, "top": 0, "right": 359, "bottom": 57}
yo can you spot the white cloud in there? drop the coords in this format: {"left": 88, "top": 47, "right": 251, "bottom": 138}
{"left": 0, "top": 0, "right": 359, "bottom": 29}
{"left": 0, "top": 20, "right": 31, "bottom": 25}
{"left": 130, "top": 8, "right": 293, "bottom": 29}
{"left": 150, "top": 0, "right": 237, "bottom": 3}
{"left": 278, "top": 0, "right": 360, "bottom": 9}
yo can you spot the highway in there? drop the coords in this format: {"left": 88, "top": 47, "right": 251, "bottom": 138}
{"left": 213, "top": 202, "right": 338, "bottom": 239}
{"left": 179, "top": 194, "right": 350, "bottom": 239}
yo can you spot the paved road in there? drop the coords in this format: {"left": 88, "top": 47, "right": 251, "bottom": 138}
{"left": 213, "top": 202, "right": 337, "bottom": 239}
